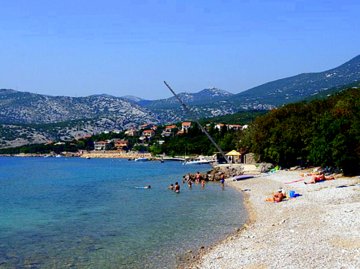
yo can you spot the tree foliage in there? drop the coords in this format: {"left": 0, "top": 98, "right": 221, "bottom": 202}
{"left": 239, "top": 88, "right": 360, "bottom": 175}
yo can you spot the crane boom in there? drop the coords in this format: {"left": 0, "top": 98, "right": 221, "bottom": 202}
{"left": 163, "top": 81, "right": 229, "bottom": 164}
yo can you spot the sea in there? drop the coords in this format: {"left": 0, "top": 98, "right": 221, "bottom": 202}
{"left": 0, "top": 157, "right": 246, "bottom": 269}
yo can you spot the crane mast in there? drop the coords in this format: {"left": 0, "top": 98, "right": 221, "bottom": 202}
{"left": 163, "top": 81, "right": 229, "bottom": 164}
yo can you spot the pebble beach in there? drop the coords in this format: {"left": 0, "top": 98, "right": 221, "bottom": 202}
{"left": 187, "top": 170, "right": 360, "bottom": 269}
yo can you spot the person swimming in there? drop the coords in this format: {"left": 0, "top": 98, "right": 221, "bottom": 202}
{"left": 136, "top": 185, "right": 151, "bottom": 189}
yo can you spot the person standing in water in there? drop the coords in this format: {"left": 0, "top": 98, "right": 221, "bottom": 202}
{"left": 195, "top": 172, "right": 201, "bottom": 184}
{"left": 202, "top": 173, "right": 210, "bottom": 189}
{"left": 201, "top": 178, "right": 206, "bottom": 189}
{"left": 220, "top": 174, "right": 225, "bottom": 188}
{"left": 174, "top": 182, "right": 180, "bottom": 193}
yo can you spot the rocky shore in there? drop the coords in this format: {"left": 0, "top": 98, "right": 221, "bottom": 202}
{"left": 187, "top": 163, "right": 270, "bottom": 182}
{"left": 185, "top": 169, "right": 360, "bottom": 269}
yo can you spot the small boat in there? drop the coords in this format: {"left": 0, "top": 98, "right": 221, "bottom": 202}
{"left": 183, "top": 157, "right": 213, "bottom": 165}
{"left": 232, "top": 175, "right": 254, "bottom": 181}
{"left": 162, "top": 157, "right": 185, "bottom": 162}
{"left": 134, "top": 157, "right": 149, "bottom": 162}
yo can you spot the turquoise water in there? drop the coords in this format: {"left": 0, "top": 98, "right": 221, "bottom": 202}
{"left": 0, "top": 157, "right": 246, "bottom": 268}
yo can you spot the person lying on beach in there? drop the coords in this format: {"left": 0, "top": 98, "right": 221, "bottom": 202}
{"left": 273, "top": 191, "right": 284, "bottom": 202}
{"left": 266, "top": 189, "right": 285, "bottom": 203}
{"left": 304, "top": 173, "right": 335, "bottom": 184}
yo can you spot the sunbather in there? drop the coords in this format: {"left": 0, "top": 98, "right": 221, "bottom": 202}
{"left": 305, "top": 173, "right": 335, "bottom": 184}
{"left": 274, "top": 190, "right": 285, "bottom": 202}
{"left": 266, "top": 189, "right": 285, "bottom": 203}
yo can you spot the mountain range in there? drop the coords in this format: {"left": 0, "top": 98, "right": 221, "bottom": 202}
{"left": 227, "top": 54, "right": 360, "bottom": 107}
{"left": 125, "top": 54, "right": 360, "bottom": 117}
{"left": 1, "top": 54, "right": 359, "bottom": 148}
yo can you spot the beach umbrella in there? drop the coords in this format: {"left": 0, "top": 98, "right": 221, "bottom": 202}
{"left": 225, "top": 150, "right": 241, "bottom": 156}
{"left": 225, "top": 150, "right": 241, "bottom": 163}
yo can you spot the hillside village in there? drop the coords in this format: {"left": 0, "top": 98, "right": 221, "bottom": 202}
{"left": 0, "top": 120, "right": 248, "bottom": 161}
{"left": 92, "top": 122, "right": 245, "bottom": 152}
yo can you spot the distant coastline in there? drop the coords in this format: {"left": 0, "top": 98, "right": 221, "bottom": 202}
{"left": 0, "top": 151, "right": 203, "bottom": 163}
{"left": 0, "top": 151, "right": 154, "bottom": 159}
{"left": 80, "top": 150, "right": 153, "bottom": 160}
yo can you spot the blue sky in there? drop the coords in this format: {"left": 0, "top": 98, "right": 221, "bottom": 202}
{"left": 0, "top": 0, "right": 359, "bottom": 99}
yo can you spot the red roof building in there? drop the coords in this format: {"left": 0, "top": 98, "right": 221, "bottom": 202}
{"left": 142, "top": 129, "right": 155, "bottom": 138}
{"left": 181, "top": 122, "right": 192, "bottom": 133}
{"left": 114, "top": 140, "right": 129, "bottom": 150}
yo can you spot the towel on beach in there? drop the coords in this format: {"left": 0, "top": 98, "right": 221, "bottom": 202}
{"left": 284, "top": 178, "right": 305, "bottom": 184}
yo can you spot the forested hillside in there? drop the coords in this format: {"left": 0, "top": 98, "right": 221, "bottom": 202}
{"left": 239, "top": 87, "right": 360, "bottom": 175}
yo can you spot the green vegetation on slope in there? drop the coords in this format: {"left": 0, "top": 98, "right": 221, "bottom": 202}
{"left": 239, "top": 87, "right": 360, "bottom": 175}
{"left": 158, "top": 124, "right": 239, "bottom": 156}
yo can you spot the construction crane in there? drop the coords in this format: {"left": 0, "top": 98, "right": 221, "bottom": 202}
{"left": 163, "top": 81, "right": 229, "bottom": 164}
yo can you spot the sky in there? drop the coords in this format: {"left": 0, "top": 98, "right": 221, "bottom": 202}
{"left": 0, "top": 0, "right": 359, "bottom": 99}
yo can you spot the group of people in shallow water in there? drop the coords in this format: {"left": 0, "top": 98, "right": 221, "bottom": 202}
{"left": 186, "top": 171, "right": 208, "bottom": 189}
{"left": 142, "top": 172, "right": 226, "bottom": 193}
{"left": 168, "top": 171, "right": 226, "bottom": 193}
{"left": 168, "top": 182, "right": 181, "bottom": 193}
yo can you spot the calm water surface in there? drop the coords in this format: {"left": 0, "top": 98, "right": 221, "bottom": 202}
{"left": 0, "top": 157, "right": 246, "bottom": 268}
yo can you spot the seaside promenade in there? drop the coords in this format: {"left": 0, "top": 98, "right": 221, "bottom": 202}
{"left": 188, "top": 169, "right": 360, "bottom": 269}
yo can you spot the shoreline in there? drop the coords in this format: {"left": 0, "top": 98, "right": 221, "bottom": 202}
{"left": 0, "top": 151, "right": 186, "bottom": 161}
{"left": 185, "top": 170, "right": 360, "bottom": 269}
{"left": 179, "top": 174, "right": 255, "bottom": 269}
{"left": 0, "top": 151, "right": 153, "bottom": 159}
{"left": 178, "top": 167, "right": 256, "bottom": 268}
